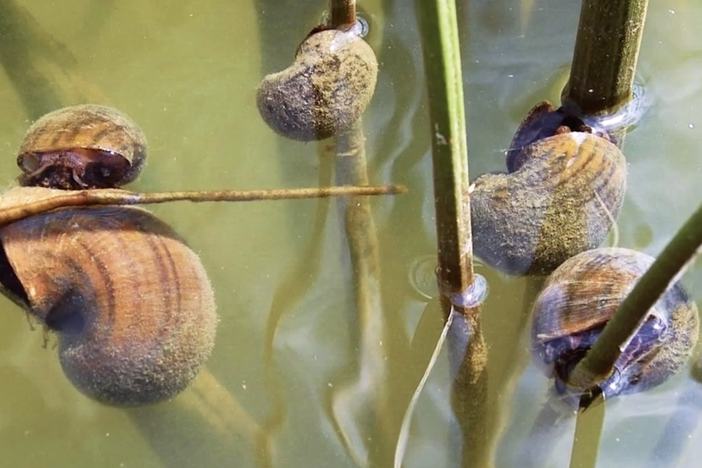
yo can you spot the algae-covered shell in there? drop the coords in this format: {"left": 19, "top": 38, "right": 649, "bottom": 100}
{"left": 0, "top": 186, "right": 216, "bottom": 406}
{"left": 531, "top": 247, "right": 699, "bottom": 398}
{"left": 256, "top": 28, "right": 378, "bottom": 141}
{"left": 471, "top": 131, "right": 627, "bottom": 275}
{"left": 17, "top": 104, "right": 147, "bottom": 189}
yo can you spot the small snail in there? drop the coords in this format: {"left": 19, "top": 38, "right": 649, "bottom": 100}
{"left": 470, "top": 102, "right": 627, "bottom": 276}
{"left": 17, "top": 104, "right": 147, "bottom": 190}
{"left": 0, "top": 106, "right": 217, "bottom": 406}
{"left": 256, "top": 26, "right": 378, "bottom": 141}
{"left": 531, "top": 247, "right": 699, "bottom": 399}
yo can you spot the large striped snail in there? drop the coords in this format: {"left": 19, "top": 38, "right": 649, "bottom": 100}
{"left": 256, "top": 25, "right": 378, "bottom": 141}
{"left": 0, "top": 104, "right": 217, "bottom": 406}
{"left": 470, "top": 102, "right": 627, "bottom": 276}
{"left": 531, "top": 247, "right": 699, "bottom": 399}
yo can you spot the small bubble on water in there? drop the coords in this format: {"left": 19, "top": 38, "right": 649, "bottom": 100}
{"left": 689, "top": 123, "right": 695, "bottom": 129}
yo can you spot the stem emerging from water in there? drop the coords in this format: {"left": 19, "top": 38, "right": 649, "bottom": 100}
{"left": 418, "top": 0, "right": 489, "bottom": 467}
{"left": 563, "top": 0, "right": 648, "bottom": 115}
{"left": 329, "top": 0, "right": 356, "bottom": 28}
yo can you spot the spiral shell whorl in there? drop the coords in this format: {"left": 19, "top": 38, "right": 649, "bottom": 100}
{"left": 0, "top": 187, "right": 216, "bottom": 406}
{"left": 471, "top": 131, "right": 627, "bottom": 275}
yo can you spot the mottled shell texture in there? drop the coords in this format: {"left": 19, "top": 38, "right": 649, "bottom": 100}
{"left": 471, "top": 131, "right": 627, "bottom": 275}
{"left": 257, "top": 29, "right": 378, "bottom": 141}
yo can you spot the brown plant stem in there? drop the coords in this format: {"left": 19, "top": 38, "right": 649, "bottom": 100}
{"left": 563, "top": 0, "right": 648, "bottom": 115}
{"left": 329, "top": 0, "right": 356, "bottom": 28}
{"left": 331, "top": 120, "right": 394, "bottom": 466}
{"left": 0, "top": 184, "right": 407, "bottom": 228}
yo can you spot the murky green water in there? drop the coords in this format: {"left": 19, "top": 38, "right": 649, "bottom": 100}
{"left": 0, "top": 1, "right": 701, "bottom": 467}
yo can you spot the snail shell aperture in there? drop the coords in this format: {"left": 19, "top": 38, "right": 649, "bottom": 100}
{"left": 17, "top": 104, "right": 147, "bottom": 190}
{"left": 531, "top": 247, "right": 699, "bottom": 399}
{"left": 256, "top": 28, "right": 378, "bottom": 141}
{"left": 0, "top": 186, "right": 217, "bottom": 406}
{"left": 471, "top": 103, "right": 627, "bottom": 276}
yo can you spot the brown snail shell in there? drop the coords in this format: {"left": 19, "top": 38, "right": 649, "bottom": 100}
{"left": 531, "top": 247, "right": 699, "bottom": 399}
{"left": 256, "top": 28, "right": 378, "bottom": 141}
{"left": 470, "top": 105, "right": 627, "bottom": 276}
{"left": 17, "top": 104, "right": 147, "bottom": 190}
{"left": 0, "top": 186, "right": 217, "bottom": 406}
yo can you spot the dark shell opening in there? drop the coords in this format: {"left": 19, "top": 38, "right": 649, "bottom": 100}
{"left": 17, "top": 148, "right": 131, "bottom": 190}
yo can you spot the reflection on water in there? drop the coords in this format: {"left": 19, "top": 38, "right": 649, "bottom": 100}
{"left": 0, "top": 0, "right": 702, "bottom": 467}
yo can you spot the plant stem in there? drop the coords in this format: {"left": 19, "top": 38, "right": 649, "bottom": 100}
{"left": 332, "top": 121, "right": 393, "bottom": 466}
{"left": 329, "top": 0, "right": 356, "bottom": 28}
{"left": 417, "top": 0, "right": 474, "bottom": 298}
{"left": 563, "top": 0, "right": 648, "bottom": 115}
{"left": 418, "top": 0, "right": 489, "bottom": 466}
{"left": 568, "top": 199, "right": 702, "bottom": 391}
{"left": 0, "top": 184, "right": 406, "bottom": 228}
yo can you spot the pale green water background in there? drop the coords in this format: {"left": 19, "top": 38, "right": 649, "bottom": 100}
{"left": 0, "top": 1, "right": 701, "bottom": 467}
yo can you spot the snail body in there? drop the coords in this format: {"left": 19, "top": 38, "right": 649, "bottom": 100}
{"left": 17, "top": 104, "right": 147, "bottom": 190}
{"left": 0, "top": 186, "right": 217, "bottom": 406}
{"left": 471, "top": 103, "right": 627, "bottom": 275}
{"left": 531, "top": 247, "right": 699, "bottom": 399}
{"left": 256, "top": 28, "right": 378, "bottom": 141}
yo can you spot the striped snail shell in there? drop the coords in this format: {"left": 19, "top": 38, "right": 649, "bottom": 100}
{"left": 17, "top": 104, "right": 147, "bottom": 190}
{"left": 470, "top": 102, "right": 627, "bottom": 276}
{"left": 0, "top": 186, "right": 217, "bottom": 406}
{"left": 531, "top": 247, "right": 699, "bottom": 399}
{"left": 256, "top": 27, "right": 378, "bottom": 141}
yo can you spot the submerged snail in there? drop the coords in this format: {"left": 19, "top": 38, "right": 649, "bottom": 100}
{"left": 0, "top": 105, "right": 218, "bottom": 406}
{"left": 17, "top": 104, "right": 147, "bottom": 190}
{"left": 471, "top": 102, "right": 627, "bottom": 276}
{"left": 256, "top": 26, "right": 378, "bottom": 141}
{"left": 531, "top": 247, "right": 699, "bottom": 399}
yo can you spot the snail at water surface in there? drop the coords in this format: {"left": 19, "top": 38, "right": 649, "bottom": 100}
{"left": 470, "top": 102, "right": 627, "bottom": 276}
{"left": 531, "top": 247, "right": 699, "bottom": 399}
{"left": 0, "top": 104, "right": 217, "bottom": 406}
{"left": 256, "top": 25, "right": 378, "bottom": 141}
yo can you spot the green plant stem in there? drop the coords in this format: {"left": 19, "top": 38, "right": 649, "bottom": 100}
{"left": 329, "top": 0, "right": 356, "bottom": 28}
{"left": 417, "top": 1, "right": 489, "bottom": 467}
{"left": 417, "top": 0, "right": 474, "bottom": 298}
{"left": 569, "top": 200, "right": 702, "bottom": 392}
{"left": 563, "top": 0, "right": 648, "bottom": 115}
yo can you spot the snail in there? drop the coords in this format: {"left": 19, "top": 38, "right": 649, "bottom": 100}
{"left": 256, "top": 26, "right": 378, "bottom": 141}
{"left": 531, "top": 247, "right": 699, "bottom": 399}
{"left": 0, "top": 105, "right": 217, "bottom": 406}
{"left": 17, "top": 104, "right": 147, "bottom": 190}
{"left": 470, "top": 102, "right": 627, "bottom": 276}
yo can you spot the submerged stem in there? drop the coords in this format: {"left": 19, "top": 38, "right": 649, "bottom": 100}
{"left": 0, "top": 184, "right": 406, "bottom": 228}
